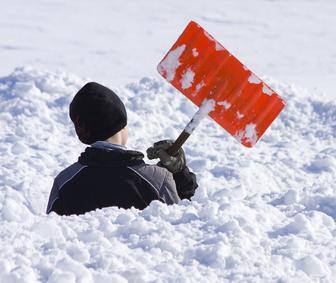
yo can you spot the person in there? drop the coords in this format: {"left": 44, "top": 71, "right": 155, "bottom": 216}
{"left": 46, "top": 82, "right": 198, "bottom": 215}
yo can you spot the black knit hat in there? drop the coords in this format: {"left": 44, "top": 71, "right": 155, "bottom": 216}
{"left": 69, "top": 82, "right": 127, "bottom": 144}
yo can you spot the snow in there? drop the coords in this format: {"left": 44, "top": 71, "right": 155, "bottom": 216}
{"left": 204, "top": 30, "right": 215, "bottom": 42}
{"left": 236, "top": 111, "right": 244, "bottom": 119}
{"left": 215, "top": 42, "right": 225, "bottom": 51}
{"left": 234, "top": 123, "right": 258, "bottom": 146}
{"left": 0, "top": 67, "right": 335, "bottom": 282}
{"left": 1, "top": 0, "right": 335, "bottom": 98}
{"left": 185, "top": 99, "right": 216, "bottom": 134}
{"left": 297, "top": 255, "right": 331, "bottom": 278}
{"left": 248, "top": 74, "right": 262, "bottom": 85}
{"left": 180, "top": 68, "right": 195, "bottom": 90}
{"left": 1, "top": 0, "right": 336, "bottom": 281}
{"left": 158, "top": 45, "right": 186, "bottom": 82}
{"left": 262, "top": 84, "right": 273, "bottom": 96}
{"left": 217, "top": 100, "right": 231, "bottom": 110}
{"left": 244, "top": 123, "right": 258, "bottom": 145}
{"left": 192, "top": 81, "right": 205, "bottom": 97}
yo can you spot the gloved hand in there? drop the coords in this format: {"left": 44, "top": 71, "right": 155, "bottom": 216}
{"left": 147, "top": 140, "right": 186, "bottom": 174}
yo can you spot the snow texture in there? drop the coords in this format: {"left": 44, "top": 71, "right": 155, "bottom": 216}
{"left": 217, "top": 100, "right": 231, "bottom": 110}
{"left": 234, "top": 123, "right": 258, "bottom": 146}
{"left": 215, "top": 42, "right": 225, "bottom": 51}
{"left": 192, "top": 81, "right": 205, "bottom": 97}
{"left": 1, "top": 0, "right": 336, "bottom": 281}
{"left": 1, "top": 0, "right": 335, "bottom": 98}
{"left": 180, "top": 68, "right": 195, "bottom": 90}
{"left": 262, "top": 84, "right": 273, "bottom": 96}
{"left": 244, "top": 123, "right": 258, "bottom": 145}
{"left": 203, "top": 30, "right": 215, "bottom": 42}
{"left": 158, "top": 45, "right": 186, "bottom": 82}
{"left": 248, "top": 74, "right": 262, "bottom": 85}
{"left": 185, "top": 99, "right": 216, "bottom": 134}
{"left": 1, "top": 67, "right": 336, "bottom": 282}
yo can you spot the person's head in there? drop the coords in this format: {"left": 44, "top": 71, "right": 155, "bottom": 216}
{"left": 69, "top": 82, "right": 128, "bottom": 145}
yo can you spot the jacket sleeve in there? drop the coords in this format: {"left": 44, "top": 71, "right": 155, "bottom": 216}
{"left": 46, "top": 179, "right": 65, "bottom": 215}
{"left": 49, "top": 198, "right": 64, "bottom": 215}
{"left": 160, "top": 171, "right": 181, "bottom": 205}
{"left": 173, "top": 166, "right": 198, "bottom": 200}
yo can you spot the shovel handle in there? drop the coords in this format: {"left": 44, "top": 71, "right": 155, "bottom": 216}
{"left": 166, "top": 100, "right": 211, "bottom": 156}
{"left": 167, "top": 130, "right": 190, "bottom": 156}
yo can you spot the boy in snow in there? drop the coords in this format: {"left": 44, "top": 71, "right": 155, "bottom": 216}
{"left": 46, "top": 82, "right": 197, "bottom": 215}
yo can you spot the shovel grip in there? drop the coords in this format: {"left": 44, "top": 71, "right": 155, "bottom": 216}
{"left": 167, "top": 130, "right": 190, "bottom": 156}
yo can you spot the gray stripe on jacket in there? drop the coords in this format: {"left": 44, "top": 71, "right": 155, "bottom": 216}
{"left": 128, "top": 164, "right": 181, "bottom": 205}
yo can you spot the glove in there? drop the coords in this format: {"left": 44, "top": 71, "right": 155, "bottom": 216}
{"left": 147, "top": 140, "right": 186, "bottom": 174}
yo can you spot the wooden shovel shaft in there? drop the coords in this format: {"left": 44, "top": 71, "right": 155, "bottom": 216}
{"left": 166, "top": 107, "right": 207, "bottom": 156}
{"left": 167, "top": 130, "right": 190, "bottom": 156}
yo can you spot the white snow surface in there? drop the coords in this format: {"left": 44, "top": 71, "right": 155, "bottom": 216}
{"left": 1, "top": 0, "right": 336, "bottom": 98}
{"left": 262, "top": 84, "right": 273, "bottom": 96}
{"left": 235, "top": 123, "right": 259, "bottom": 147}
{"left": 217, "top": 100, "right": 231, "bottom": 110}
{"left": 180, "top": 68, "right": 195, "bottom": 90}
{"left": 158, "top": 45, "right": 186, "bottom": 82}
{"left": 248, "top": 74, "right": 262, "bottom": 85}
{"left": 0, "top": 0, "right": 336, "bottom": 99}
{"left": 1, "top": 0, "right": 336, "bottom": 281}
{"left": 185, "top": 99, "right": 216, "bottom": 134}
{"left": 0, "top": 67, "right": 336, "bottom": 282}
{"left": 244, "top": 124, "right": 258, "bottom": 146}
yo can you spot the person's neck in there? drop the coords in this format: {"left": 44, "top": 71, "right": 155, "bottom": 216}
{"left": 105, "top": 134, "right": 124, "bottom": 146}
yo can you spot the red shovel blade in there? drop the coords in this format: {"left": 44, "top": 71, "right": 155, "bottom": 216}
{"left": 158, "top": 21, "right": 285, "bottom": 147}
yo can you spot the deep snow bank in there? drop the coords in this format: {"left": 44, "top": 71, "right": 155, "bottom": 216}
{"left": 0, "top": 67, "right": 335, "bottom": 282}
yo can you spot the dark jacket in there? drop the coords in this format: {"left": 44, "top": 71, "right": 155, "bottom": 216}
{"left": 46, "top": 143, "right": 197, "bottom": 215}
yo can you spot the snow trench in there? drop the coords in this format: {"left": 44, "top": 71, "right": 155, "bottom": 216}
{"left": 0, "top": 67, "right": 335, "bottom": 282}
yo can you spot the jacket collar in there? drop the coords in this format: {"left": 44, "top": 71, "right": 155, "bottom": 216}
{"left": 91, "top": 141, "right": 127, "bottom": 151}
{"left": 78, "top": 146, "right": 144, "bottom": 167}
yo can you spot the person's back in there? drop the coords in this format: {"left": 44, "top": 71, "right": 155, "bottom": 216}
{"left": 46, "top": 82, "right": 197, "bottom": 216}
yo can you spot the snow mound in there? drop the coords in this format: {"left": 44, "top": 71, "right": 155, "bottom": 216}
{"left": 0, "top": 67, "right": 335, "bottom": 282}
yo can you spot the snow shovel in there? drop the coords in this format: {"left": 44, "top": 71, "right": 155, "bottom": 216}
{"left": 157, "top": 21, "right": 285, "bottom": 155}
